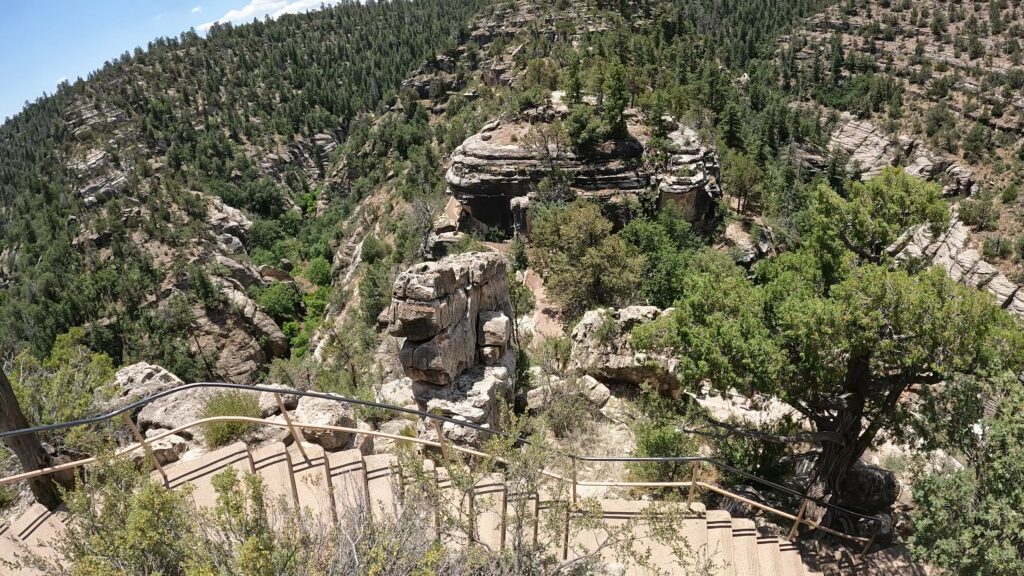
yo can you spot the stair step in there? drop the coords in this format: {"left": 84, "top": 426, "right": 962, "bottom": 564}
{"left": 363, "top": 453, "right": 399, "bottom": 522}
{"left": 730, "top": 518, "right": 760, "bottom": 576}
{"left": 1, "top": 503, "right": 69, "bottom": 575}
{"left": 682, "top": 515, "right": 709, "bottom": 569}
{"left": 473, "top": 473, "right": 506, "bottom": 551}
{"left": 251, "top": 441, "right": 296, "bottom": 510}
{"left": 568, "top": 499, "right": 708, "bottom": 575}
{"left": 164, "top": 441, "right": 255, "bottom": 509}
{"left": 326, "top": 448, "right": 368, "bottom": 520}
{"left": 284, "top": 443, "right": 330, "bottom": 518}
{"left": 778, "top": 540, "right": 805, "bottom": 576}
{"left": 706, "top": 509, "right": 736, "bottom": 576}
{"left": 755, "top": 528, "right": 783, "bottom": 576}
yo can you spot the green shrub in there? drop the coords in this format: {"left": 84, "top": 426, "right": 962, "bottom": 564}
{"left": 201, "top": 391, "right": 262, "bottom": 447}
{"left": 983, "top": 235, "right": 1014, "bottom": 260}
{"left": 1000, "top": 184, "right": 1019, "bottom": 204}
{"left": 304, "top": 257, "right": 333, "bottom": 287}
{"left": 959, "top": 197, "right": 999, "bottom": 230}
{"left": 544, "top": 388, "right": 594, "bottom": 439}
{"left": 629, "top": 389, "right": 701, "bottom": 485}
{"left": 0, "top": 484, "right": 15, "bottom": 511}
{"left": 252, "top": 282, "right": 303, "bottom": 324}
{"left": 360, "top": 234, "right": 391, "bottom": 264}
{"left": 713, "top": 416, "right": 798, "bottom": 486}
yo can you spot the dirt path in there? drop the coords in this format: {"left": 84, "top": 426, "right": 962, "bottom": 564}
{"left": 523, "top": 269, "right": 564, "bottom": 339}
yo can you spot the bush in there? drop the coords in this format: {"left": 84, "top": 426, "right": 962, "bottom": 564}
{"left": 358, "top": 259, "right": 393, "bottom": 324}
{"left": 959, "top": 197, "right": 999, "bottom": 230}
{"left": 629, "top": 389, "right": 701, "bottom": 485}
{"left": 544, "top": 386, "right": 594, "bottom": 438}
{"left": 983, "top": 235, "right": 1014, "bottom": 260}
{"left": 305, "top": 256, "right": 333, "bottom": 286}
{"left": 253, "top": 282, "right": 303, "bottom": 324}
{"left": 360, "top": 234, "right": 391, "bottom": 264}
{"left": 713, "top": 416, "right": 798, "bottom": 486}
{"left": 201, "top": 391, "right": 262, "bottom": 447}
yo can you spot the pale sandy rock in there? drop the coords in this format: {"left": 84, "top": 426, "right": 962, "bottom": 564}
{"left": 207, "top": 196, "right": 252, "bottom": 241}
{"left": 375, "top": 377, "right": 416, "bottom": 408}
{"left": 413, "top": 349, "right": 516, "bottom": 447}
{"left": 570, "top": 306, "right": 679, "bottom": 391}
{"left": 477, "top": 310, "right": 511, "bottom": 346}
{"left": 291, "top": 394, "right": 356, "bottom": 451}
{"left": 99, "top": 362, "right": 185, "bottom": 412}
{"left": 255, "top": 384, "right": 300, "bottom": 418}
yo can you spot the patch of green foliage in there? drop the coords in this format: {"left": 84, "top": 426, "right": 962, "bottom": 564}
{"left": 201, "top": 391, "right": 262, "bottom": 448}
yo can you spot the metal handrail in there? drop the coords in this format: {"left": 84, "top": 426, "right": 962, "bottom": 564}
{"left": 0, "top": 381, "right": 881, "bottom": 550}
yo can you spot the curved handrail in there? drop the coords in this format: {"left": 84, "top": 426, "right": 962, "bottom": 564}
{"left": 0, "top": 381, "right": 880, "bottom": 545}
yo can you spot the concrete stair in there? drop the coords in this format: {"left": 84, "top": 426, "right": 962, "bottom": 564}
{"left": 0, "top": 443, "right": 828, "bottom": 575}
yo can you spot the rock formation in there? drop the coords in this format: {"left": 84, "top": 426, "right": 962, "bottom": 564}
{"left": 892, "top": 214, "right": 1024, "bottom": 319}
{"left": 379, "top": 252, "right": 516, "bottom": 445}
{"left": 444, "top": 109, "right": 720, "bottom": 234}
{"left": 569, "top": 306, "right": 679, "bottom": 393}
{"left": 797, "top": 109, "right": 977, "bottom": 196}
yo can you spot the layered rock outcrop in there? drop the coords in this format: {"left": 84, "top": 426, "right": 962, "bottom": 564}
{"left": 444, "top": 111, "right": 720, "bottom": 233}
{"left": 892, "top": 215, "right": 1024, "bottom": 319}
{"left": 379, "top": 252, "right": 516, "bottom": 445}
{"left": 569, "top": 306, "right": 679, "bottom": 393}
{"left": 798, "top": 109, "right": 977, "bottom": 196}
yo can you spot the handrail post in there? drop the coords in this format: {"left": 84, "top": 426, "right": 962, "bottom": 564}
{"left": 570, "top": 456, "right": 577, "bottom": 507}
{"left": 562, "top": 455, "right": 575, "bottom": 561}
{"left": 687, "top": 461, "right": 699, "bottom": 505}
{"left": 859, "top": 520, "right": 878, "bottom": 558}
{"left": 276, "top": 393, "right": 309, "bottom": 462}
{"left": 789, "top": 498, "right": 809, "bottom": 541}
{"left": 122, "top": 413, "right": 168, "bottom": 487}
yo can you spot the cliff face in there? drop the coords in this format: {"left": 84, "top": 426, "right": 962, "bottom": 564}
{"left": 444, "top": 109, "right": 721, "bottom": 233}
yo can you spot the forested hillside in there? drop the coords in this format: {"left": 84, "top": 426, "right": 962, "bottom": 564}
{"left": 0, "top": 0, "right": 487, "bottom": 375}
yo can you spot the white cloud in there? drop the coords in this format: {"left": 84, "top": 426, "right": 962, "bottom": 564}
{"left": 55, "top": 77, "right": 68, "bottom": 85}
{"left": 198, "top": 0, "right": 343, "bottom": 32}
{"left": 192, "top": 6, "right": 203, "bottom": 13}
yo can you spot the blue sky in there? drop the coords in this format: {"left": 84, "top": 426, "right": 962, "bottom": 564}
{"left": 0, "top": 0, "right": 348, "bottom": 122}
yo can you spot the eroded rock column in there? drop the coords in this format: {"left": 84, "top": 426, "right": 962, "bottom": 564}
{"left": 379, "top": 252, "right": 516, "bottom": 445}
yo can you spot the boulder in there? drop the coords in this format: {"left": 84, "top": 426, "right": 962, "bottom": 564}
{"left": 217, "top": 234, "right": 245, "bottom": 255}
{"left": 214, "top": 254, "right": 263, "bottom": 289}
{"left": 478, "top": 310, "right": 511, "bottom": 346}
{"left": 398, "top": 315, "right": 477, "bottom": 385}
{"left": 99, "top": 362, "right": 186, "bottom": 413}
{"left": 137, "top": 387, "right": 217, "bottom": 440}
{"left": 375, "top": 377, "right": 416, "bottom": 408}
{"left": 581, "top": 375, "right": 611, "bottom": 409}
{"left": 291, "top": 394, "right": 356, "bottom": 450}
{"left": 258, "top": 265, "right": 294, "bottom": 283}
{"left": 142, "top": 431, "right": 189, "bottom": 466}
{"left": 835, "top": 462, "right": 900, "bottom": 514}
{"left": 526, "top": 374, "right": 610, "bottom": 412}
{"left": 569, "top": 307, "right": 679, "bottom": 392}
{"left": 255, "top": 384, "right": 300, "bottom": 418}
{"left": 374, "top": 419, "right": 417, "bottom": 454}
{"left": 207, "top": 196, "right": 253, "bottom": 241}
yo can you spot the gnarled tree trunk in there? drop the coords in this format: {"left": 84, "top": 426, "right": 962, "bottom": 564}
{"left": 0, "top": 369, "right": 61, "bottom": 508}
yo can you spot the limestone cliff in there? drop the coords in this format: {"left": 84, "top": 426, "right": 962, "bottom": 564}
{"left": 444, "top": 108, "right": 720, "bottom": 234}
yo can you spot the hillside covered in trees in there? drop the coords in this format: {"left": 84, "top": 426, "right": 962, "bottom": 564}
{"left": 2, "top": 1, "right": 1024, "bottom": 574}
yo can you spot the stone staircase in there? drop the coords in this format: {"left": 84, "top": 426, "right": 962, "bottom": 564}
{"left": 1, "top": 440, "right": 828, "bottom": 575}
